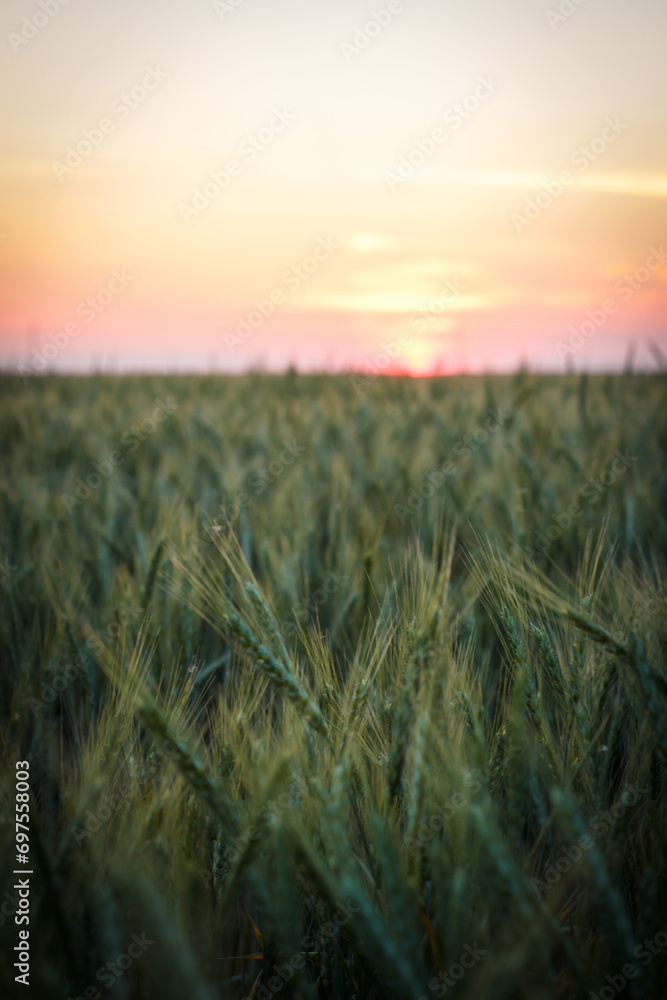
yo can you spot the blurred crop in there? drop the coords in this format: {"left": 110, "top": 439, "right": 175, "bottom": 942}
{"left": 0, "top": 371, "right": 666, "bottom": 1000}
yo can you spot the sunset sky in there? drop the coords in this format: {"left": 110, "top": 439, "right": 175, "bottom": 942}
{"left": 1, "top": 0, "right": 666, "bottom": 375}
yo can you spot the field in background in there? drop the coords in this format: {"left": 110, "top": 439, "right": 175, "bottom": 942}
{"left": 0, "top": 372, "right": 666, "bottom": 999}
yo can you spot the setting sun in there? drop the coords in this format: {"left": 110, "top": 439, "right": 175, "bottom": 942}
{"left": 1, "top": 0, "right": 666, "bottom": 374}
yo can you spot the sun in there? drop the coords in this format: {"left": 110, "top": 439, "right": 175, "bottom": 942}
{"left": 402, "top": 336, "right": 441, "bottom": 375}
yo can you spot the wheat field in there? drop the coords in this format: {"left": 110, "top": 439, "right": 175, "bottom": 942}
{"left": 1, "top": 371, "right": 666, "bottom": 999}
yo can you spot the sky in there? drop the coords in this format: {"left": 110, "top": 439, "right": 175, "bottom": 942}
{"left": 1, "top": 0, "right": 666, "bottom": 376}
